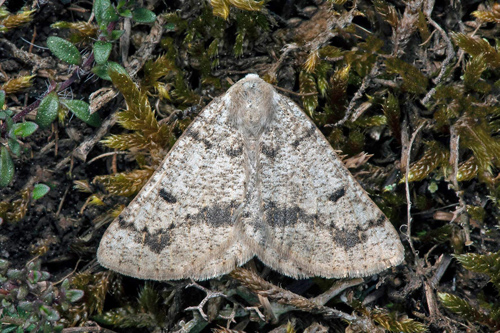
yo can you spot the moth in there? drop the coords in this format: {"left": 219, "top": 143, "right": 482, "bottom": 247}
{"left": 97, "top": 74, "right": 404, "bottom": 281}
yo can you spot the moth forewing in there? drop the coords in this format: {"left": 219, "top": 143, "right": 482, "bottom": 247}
{"left": 97, "top": 74, "right": 404, "bottom": 281}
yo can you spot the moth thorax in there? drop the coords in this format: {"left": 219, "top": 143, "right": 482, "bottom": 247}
{"left": 227, "top": 76, "right": 277, "bottom": 138}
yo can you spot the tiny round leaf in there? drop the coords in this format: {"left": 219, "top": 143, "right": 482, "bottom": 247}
{"left": 36, "top": 92, "right": 59, "bottom": 128}
{"left": 8, "top": 138, "right": 20, "bottom": 157}
{"left": 110, "top": 29, "right": 125, "bottom": 40}
{"left": 12, "top": 122, "right": 38, "bottom": 138}
{"left": 47, "top": 36, "right": 82, "bottom": 65}
{"left": 62, "top": 99, "right": 102, "bottom": 127}
{"left": 107, "top": 61, "right": 129, "bottom": 77}
{"left": 119, "top": 9, "right": 132, "bottom": 18}
{"left": 0, "top": 147, "right": 14, "bottom": 187}
{"left": 132, "top": 8, "right": 156, "bottom": 23}
{"left": 0, "top": 259, "right": 10, "bottom": 270}
{"left": 93, "top": 0, "right": 112, "bottom": 25}
{"left": 32, "top": 183, "right": 50, "bottom": 200}
{"left": 66, "top": 289, "right": 85, "bottom": 303}
{"left": 94, "top": 61, "right": 129, "bottom": 81}
{"left": 93, "top": 41, "right": 112, "bottom": 64}
{"left": 91, "top": 64, "right": 111, "bottom": 81}
{"left": 18, "top": 301, "right": 34, "bottom": 311}
{"left": 39, "top": 304, "right": 60, "bottom": 321}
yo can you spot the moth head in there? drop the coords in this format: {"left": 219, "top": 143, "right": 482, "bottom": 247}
{"left": 226, "top": 74, "right": 278, "bottom": 138}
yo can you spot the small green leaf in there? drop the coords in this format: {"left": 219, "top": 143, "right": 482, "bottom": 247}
{"left": 116, "top": 0, "right": 127, "bottom": 11}
{"left": 36, "top": 92, "right": 59, "bottom": 128}
{"left": 29, "top": 270, "right": 42, "bottom": 283}
{"left": 0, "top": 90, "right": 5, "bottom": 108}
{"left": 32, "top": 183, "right": 50, "bottom": 200}
{"left": 42, "top": 287, "right": 55, "bottom": 304}
{"left": 6, "top": 269, "right": 23, "bottom": 279}
{"left": 47, "top": 36, "right": 82, "bottom": 65}
{"left": 165, "top": 22, "right": 176, "bottom": 32}
{"left": 40, "top": 271, "right": 51, "bottom": 281}
{"left": 4, "top": 115, "right": 13, "bottom": 131}
{"left": 0, "top": 259, "right": 10, "bottom": 270}
{"left": 110, "top": 29, "right": 125, "bottom": 40}
{"left": 8, "top": 138, "right": 20, "bottom": 157}
{"left": 93, "top": 0, "right": 118, "bottom": 26}
{"left": 12, "top": 122, "right": 38, "bottom": 138}
{"left": 132, "top": 8, "right": 156, "bottom": 23}
{"left": 93, "top": 0, "right": 109, "bottom": 25}
{"left": 92, "top": 61, "right": 128, "bottom": 81}
{"left": 103, "top": 5, "right": 119, "bottom": 24}
{"left": 18, "top": 301, "right": 34, "bottom": 311}
{"left": 119, "top": 8, "right": 132, "bottom": 18}
{"left": 39, "top": 304, "right": 60, "bottom": 321}
{"left": 91, "top": 64, "right": 111, "bottom": 80}
{"left": 0, "top": 146, "right": 14, "bottom": 187}
{"left": 93, "top": 41, "right": 112, "bottom": 64}
{"left": 27, "top": 260, "right": 38, "bottom": 271}
{"left": 107, "top": 61, "right": 129, "bottom": 77}
{"left": 61, "top": 279, "right": 70, "bottom": 290}
{"left": 61, "top": 99, "right": 101, "bottom": 127}
{"left": 66, "top": 289, "right": 84, "bottom": 303}
{"left": 0, "top": 109, "right": 13, "bottom": 120}
{"left": 17, "top": 285, "right": 28, "bottom": 300}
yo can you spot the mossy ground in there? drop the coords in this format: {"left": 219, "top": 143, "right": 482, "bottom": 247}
{"left": 1, "top": 0, "right": 500, "bottom": 332}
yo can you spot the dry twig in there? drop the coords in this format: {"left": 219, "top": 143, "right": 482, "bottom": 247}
{"left": 230, "top": 268, "right": 382, "bottom": 331}
{"left": 403, "top": 120, "right": 427, "bottom": 260}
{"left": 421, "top": 0, "right": 456, "bottom": 105}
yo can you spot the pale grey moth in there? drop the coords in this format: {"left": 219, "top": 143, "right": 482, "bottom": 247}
{"left": 97, "top": 74, "right": 405, "bottom": 281}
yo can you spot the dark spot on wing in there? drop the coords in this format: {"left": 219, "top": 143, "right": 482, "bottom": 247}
{"left": 159, "top": 189, "right": 177, "bottom": 203}
{"left": 118, "top": 215, "right": 126, "bottom": 227}
{"left": 356, "top": 225, "right": 368, "bottom": 242}
{"left": 203, "top": 205, "right": 231, "bottom": 226}
{"left": 120, "top": 220, "right": 175, "bottom": 253}
{"left": 142, "top": 228, "right": 171, "bottom": 254}
{"left": 328, "top": 187, "right": 346, "bottom": 203}
{"left": 196, "top": 202, "right": 238, "bottom": 226}
{"left": 203, "top": 140, "right": 212, "bottom": 149}
{"left": 261, "top": 144, "right": 277, "bottom": 158}
{"left": 306, "top": 125, "right": 316, "bottom": 136}
{"left": 264, "top": 201, "right": 285, "bottom": 226}
{"left": 185, "top": 127, "right": 200, "bottom": 140}
{"left": 334, "top": 229, "right": 362, "bottom": 250}
{"left": 117, "top": 215, "right": 135, "bottom": 230}
{"left": 291, "top": 125, "right": 316, "bottom": 147}
{"left": 263, "top": 201, "right": 314, "bottom": 227}
{"left": 186, "top": 128, "right": 212, "bottom": 149}
{"left": 367, "top": 214, "right": 386, "bottom": 229}
{"left": 226, "top": 145, "right": 243, "bottom": 157}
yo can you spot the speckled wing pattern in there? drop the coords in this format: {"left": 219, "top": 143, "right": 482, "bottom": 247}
{"left": 97, "top": 96, "right": 253, "bottom": 280}
{"left": 245, "top": 95, "right": 404, "bottom": 278}
{"left": 97, "top": 74, "right": 404, "bottom": 280}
